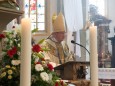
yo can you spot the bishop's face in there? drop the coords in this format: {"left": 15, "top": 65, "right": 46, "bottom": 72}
{"left": 53, "top": 32, "right": 66, "bottom": 42}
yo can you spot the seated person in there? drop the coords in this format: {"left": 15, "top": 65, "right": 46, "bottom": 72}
{"left": 43, "top": 13, "right": 74, "bottom": 66}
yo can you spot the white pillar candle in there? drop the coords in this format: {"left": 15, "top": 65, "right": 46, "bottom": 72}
{"left": 89, "top": 25, "right": 98, "bottom": 86}
{"left": 20, "top": 18, "right": 31, "bottom": 86}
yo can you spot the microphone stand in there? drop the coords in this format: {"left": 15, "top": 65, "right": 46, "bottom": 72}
{"left": 71, "top": 40, "right": 90, "bottom": 80}
{"left": 71, "top": 40, "right": 90, "bottom": 55}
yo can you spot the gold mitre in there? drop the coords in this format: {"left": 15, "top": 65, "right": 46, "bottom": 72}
{"left": 52, "top": 13, "right": 66, "bottom": 32}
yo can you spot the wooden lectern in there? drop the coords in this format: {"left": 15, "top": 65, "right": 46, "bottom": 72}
{"left": 54, "top": 61, "right": 90, "bottom": 80}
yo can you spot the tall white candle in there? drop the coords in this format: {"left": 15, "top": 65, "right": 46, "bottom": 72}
{"left": 89, "top": 25, "right": 98, "bottom": 86}
{"left": 20, "top": 18, "right": 31, "bottom": 86}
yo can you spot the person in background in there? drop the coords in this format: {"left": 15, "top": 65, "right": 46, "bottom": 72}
{"left": 43, "top": 13, "right": 74, "bottom": 67}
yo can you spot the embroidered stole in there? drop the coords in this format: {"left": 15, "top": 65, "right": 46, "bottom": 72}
{"left": 55, "top": 43, "right": 65, "bottom": 64}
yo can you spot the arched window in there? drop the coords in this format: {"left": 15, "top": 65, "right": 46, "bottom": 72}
{"left": 24, "top": 0, "right": 46, "bottom": 32}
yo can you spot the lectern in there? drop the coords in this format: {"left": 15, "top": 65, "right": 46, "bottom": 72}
{"left": 54, "top": 61, "right": 90, "bottom": 80}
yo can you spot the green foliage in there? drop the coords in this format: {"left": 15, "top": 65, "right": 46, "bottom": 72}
{"left": 32, "top": 28, "right": 39, "bottom": 33}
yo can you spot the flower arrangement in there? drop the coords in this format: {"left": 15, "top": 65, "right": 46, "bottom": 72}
{"left": 0, "top": 25, "right": 67, "bottom": 86}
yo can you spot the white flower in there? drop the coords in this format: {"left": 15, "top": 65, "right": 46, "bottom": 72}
{"left": 35, "top": 64, "right": 44, "bottom": 71}
{"left": 0, "top": 72, "right": 6, "bottom": 78}
{"left": 8, "top": 75, "right": 12, "bottom": 79}
{"left": 8, "top": 70, "right": 13, "bottom": 74}
{"left": 11, "top": 60, "right": 20, "bottom": 65}
{"left": 4, "top": 38, "right": 8, "bottom": 42}
{"left": 40, "top": 72, "right": 49, "bottom": 82}
{"left": 13, "top": 31, "right": 17, "bottom": 37}
{"left": 10, "top": 41, "right": 13, "bottom": 45}
{"left": 14, "top": 39, "right": 17, "bottom": 42}
{"left": 35, "top": 58, "right": 39, "bottom": 63}
{"left": 9, "top": 34, "right": 12, "bottom": 39}
{"left": 48, "top": 73, "right": 52, "bottom": 81}
{"left": 17, "top": 51, "right": 20, "bottom": 55}
{"left": 18, "top": 44, "right": 20, "bottom": 47}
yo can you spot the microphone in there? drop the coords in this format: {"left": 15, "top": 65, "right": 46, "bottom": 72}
{"left": 71, "top": 40, "right": 90, "bottom": 55}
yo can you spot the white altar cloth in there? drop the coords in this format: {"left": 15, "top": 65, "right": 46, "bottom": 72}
{"left": 98, "top": 68, "right": 115, "bottom": 79}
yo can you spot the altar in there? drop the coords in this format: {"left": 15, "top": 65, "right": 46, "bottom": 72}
{"left": 98, "top": 68, "right": 115, "bottom": 86}
{"left": 98, "top": 68, "right": 115, "bottom": 79}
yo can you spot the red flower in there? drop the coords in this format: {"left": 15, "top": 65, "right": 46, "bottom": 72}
{"left": 7, "top": 50, "right": 13, "bottom": 58}
{"left": 60, "top": 80, "right": 64, "bottom": 86}
{"left": 55, "top": 82, "right": 59, "bottom": 86}
{"left": 12, "top": 47, "right": 17, "bottom": 54}
{"left": 32, "top": 44, "right": 42, "bottom": 53}
{"left": 47, "top": 63, "right": 54, "bottom": 71}
{"left": 7, "top": 47, "right": 17, "bottom": 58}
{"left": 0, "top": 34, "right": 5, "bottom": 39}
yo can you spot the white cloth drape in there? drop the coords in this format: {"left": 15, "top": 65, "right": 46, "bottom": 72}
{"left": 63, "top": 0, "right": 83, "bottom": 58}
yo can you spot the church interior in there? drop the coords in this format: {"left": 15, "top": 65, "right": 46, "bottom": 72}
{"left": 0, "top": 0, "right": 115, "bottom": 86}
